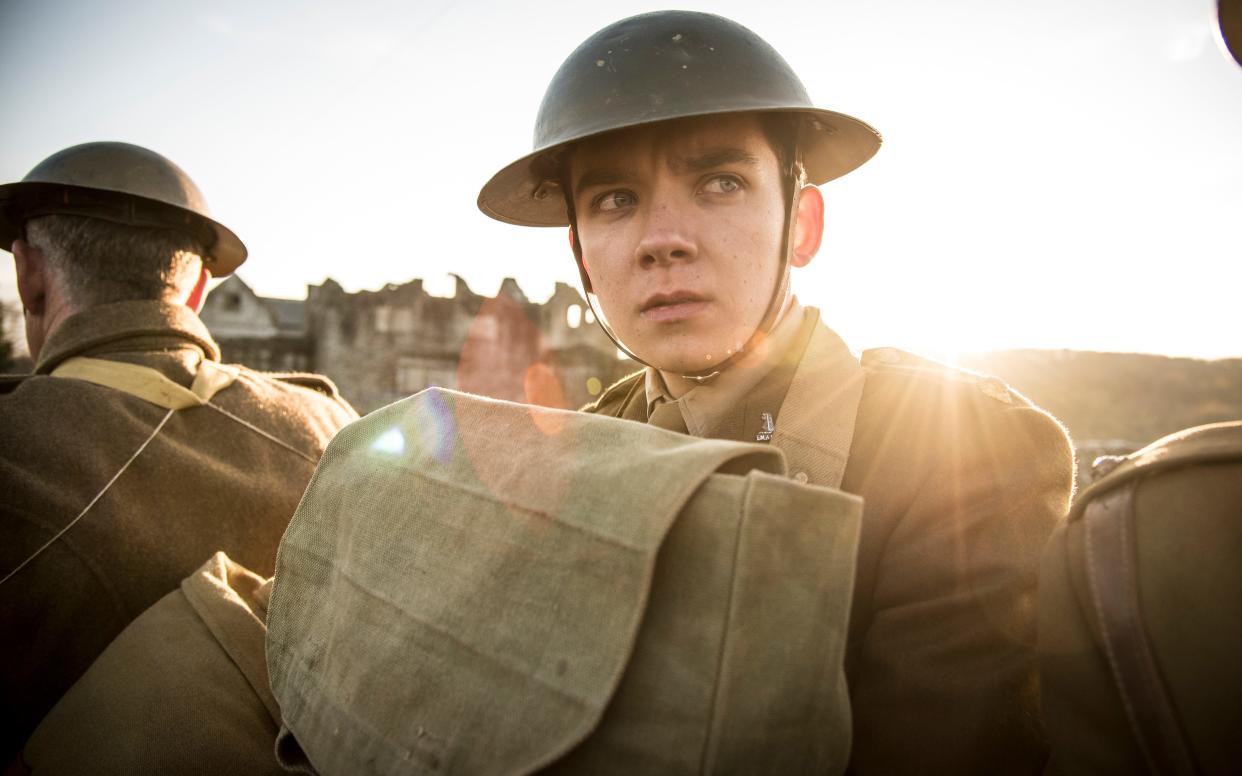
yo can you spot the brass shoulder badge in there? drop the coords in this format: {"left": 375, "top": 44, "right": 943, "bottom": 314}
{"left": 756, "top": 412, "right": 775, "bottom": 442}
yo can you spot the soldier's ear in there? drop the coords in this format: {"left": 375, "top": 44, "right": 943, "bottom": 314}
{"left": 789, "top": 185, "right": 824, "bottom": 269}
{"left": 12, "top": 238, "right": 47, "bottom": 316}
{"left": 569, "top": 226, "right": 592, "bottom": 279}
{"left": 185, "top": 267, "right": 210, "bottom": 313}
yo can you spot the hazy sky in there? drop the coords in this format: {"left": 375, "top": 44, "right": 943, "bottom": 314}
{"left": 2, "top": 0, "right": 1239, "bottom": 359}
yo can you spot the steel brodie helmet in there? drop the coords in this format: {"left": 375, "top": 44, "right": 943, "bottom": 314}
{"left": 477, "top": 11, "right": 881, "bottom": 377}
{"left": 477, "top": 10, "right": 882, "bottom": 226}
{"left": 1221, "top": 0, "right": 1242, "bottom": 68}
{"left": 0, "top": 141, "right": 247, "bottom": 276}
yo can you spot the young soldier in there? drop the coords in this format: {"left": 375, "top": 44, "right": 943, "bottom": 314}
{"left": 478, "top": 12, "right": 1075, "bottom": 774}
{"left": 0, "top": 142, "right": 357, "bottom": 761}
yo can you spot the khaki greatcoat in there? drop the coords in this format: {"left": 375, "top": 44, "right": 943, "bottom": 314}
{"left": 0, "top": 299, "right": 357, "bottom": 761}
{"left": 585, "top": 308, "right": 1075, "bottom": 775}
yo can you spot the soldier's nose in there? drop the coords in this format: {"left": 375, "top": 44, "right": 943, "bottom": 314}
{"left": 635, "top": 207, "right": 696, "bottom": 269}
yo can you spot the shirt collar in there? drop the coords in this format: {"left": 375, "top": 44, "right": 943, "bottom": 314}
{"left": 643, "top": 299, "right": 807, "bottom": 438}
{"left": 35, "top": 300, "right": 220, "bottom": 374}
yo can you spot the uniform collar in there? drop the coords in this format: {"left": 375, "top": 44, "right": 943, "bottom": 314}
{"left": 613, "top": 307, "right": 864, "bottom": 489}
{"left": 34, "top": 300, "right": 220, "bottom": 375}
{"left": 768, "top": 315, "right": 864, "bottom": 490}
{"left": 643, "top": 300, "right": 807, "bottom": 439}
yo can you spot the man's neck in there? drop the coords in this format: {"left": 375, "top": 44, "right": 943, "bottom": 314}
{"left": 25, "top": 292, "right": 78, "bottom": 364}
{"left": 30, "top": 291, "right": 194, "bottom": 364}
{"left": 657, "top": 298, "right": 800, "bottom": 400}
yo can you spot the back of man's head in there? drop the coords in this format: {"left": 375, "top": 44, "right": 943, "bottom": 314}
{"left": 1, "top": 141, "right": 248, "bottom": 359}
{"left": 25, "top": 215, "right": 205, "bottom": 309}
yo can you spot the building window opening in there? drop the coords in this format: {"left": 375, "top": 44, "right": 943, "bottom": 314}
{"left": 374, "top": 305, "right": 392, "bottom": 333}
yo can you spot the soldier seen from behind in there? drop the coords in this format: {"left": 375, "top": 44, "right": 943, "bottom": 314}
{"left": 0, "top": 141, "right": 358, "bottom": 762}
{"left": 478, "top": 11, "right": 1076, "bottom": 773}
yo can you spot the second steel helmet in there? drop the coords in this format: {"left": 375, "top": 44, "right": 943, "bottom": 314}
{"left": 477, "top": 10, "right": 882, "bottom": 227}
{"left": 0, "top": 142, "right": 247, "bottom": 276}
{"left": 1221, "top": 0, "right": 1242, "bottom": 68}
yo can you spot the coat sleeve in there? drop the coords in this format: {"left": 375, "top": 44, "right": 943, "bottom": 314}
{"left": 845, "top": 371, "right": 1075, "bottom": 775}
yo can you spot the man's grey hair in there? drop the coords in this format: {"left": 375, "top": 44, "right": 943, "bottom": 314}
{"left": 25, "top": 214, "right": 205, "bottom": 308}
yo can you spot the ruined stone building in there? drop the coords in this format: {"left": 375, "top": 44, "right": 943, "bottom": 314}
{"left": 200, "top": 275, "right": 633, "bottom": 413}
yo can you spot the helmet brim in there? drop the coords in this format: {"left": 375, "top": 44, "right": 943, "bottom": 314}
{"left": 0, "top": 181, "right": 247, "bottom": 277}
{"left": 477, "top": 106, "right": 882, "bottom": 227}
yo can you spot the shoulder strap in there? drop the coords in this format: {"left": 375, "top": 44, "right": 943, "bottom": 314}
{"left": 581, "top": 369, "right": 644, "bottom": 416}
{"left": 50, "top": 356, "right": 238, "bottom": 410}
{"left": 1082, "top": 481, "right": 1199, "bottom": 776}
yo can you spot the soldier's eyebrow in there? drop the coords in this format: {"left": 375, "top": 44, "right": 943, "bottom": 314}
{"left": 574, "top": 167, "right": 635, "bottom": 193}
{"left": 571, "top": 148, "right": 759, "bottom": 193}
{"left": 673, "top": 148, "right": 759, "bottom": 174}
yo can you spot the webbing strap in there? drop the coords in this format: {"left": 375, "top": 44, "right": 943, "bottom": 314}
{"left": 0, "top": 357, "right": 285, "bottom": 588}
{"left": 50, "top": 356, "right": 238, "bottom": 410}
{"left": 0, "top": 409, "right": 175, "bottom": 588}
{"left": 1083, "top": 481, "right": 1200, "bottom": 776}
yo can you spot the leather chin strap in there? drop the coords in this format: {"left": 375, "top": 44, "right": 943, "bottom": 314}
{"left": 566, "top": 156, "right": 801, "bottom": 383}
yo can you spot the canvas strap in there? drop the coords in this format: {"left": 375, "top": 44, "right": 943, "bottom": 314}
{"left": 0, "top": 357, "right": 242, "bottom": 588}
{"left": 50, "top": 356, "right": 238, "bottom": 409}
{"left": 1083, "top": 480, "right": 1199, "bottom": 776}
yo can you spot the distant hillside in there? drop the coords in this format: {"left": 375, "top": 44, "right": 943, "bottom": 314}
{"left": 958, "top": 350, "right": 1242, "bottom": 457}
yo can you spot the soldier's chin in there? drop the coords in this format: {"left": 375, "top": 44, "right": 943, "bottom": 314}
{"left": 645, "top": 344, "right": 733, "bottom": 376}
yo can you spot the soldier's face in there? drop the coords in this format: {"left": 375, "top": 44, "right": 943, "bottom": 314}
{"left": 569, "top": 115, "right": 790, "bottom": 375}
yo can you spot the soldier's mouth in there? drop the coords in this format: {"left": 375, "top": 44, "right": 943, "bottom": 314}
{"left": 640, "top": 292, "right": 710, "bottom": 322}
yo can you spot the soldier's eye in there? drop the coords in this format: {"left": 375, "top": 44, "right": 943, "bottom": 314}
{"left": 701, "top": 175, "right": 742, "bottom": 195}
{"left": 595, "top": 190, "right": 637, "bottom": 211}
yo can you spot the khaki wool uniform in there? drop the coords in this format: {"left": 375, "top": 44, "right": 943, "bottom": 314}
{"left": 585, "top": 305, "right": 1076, "bottom": 774}
{"left": 1039, "top": 421, "right": 1242, "bottom": 776}
{"left": 25, "top": 388, "right": 865, "bottom": 775}
{"left": 0, "top": 299, "right": 357, "bottom": 761}
{"left": 23, "top": 553, "right": 285, "bottom": 776}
